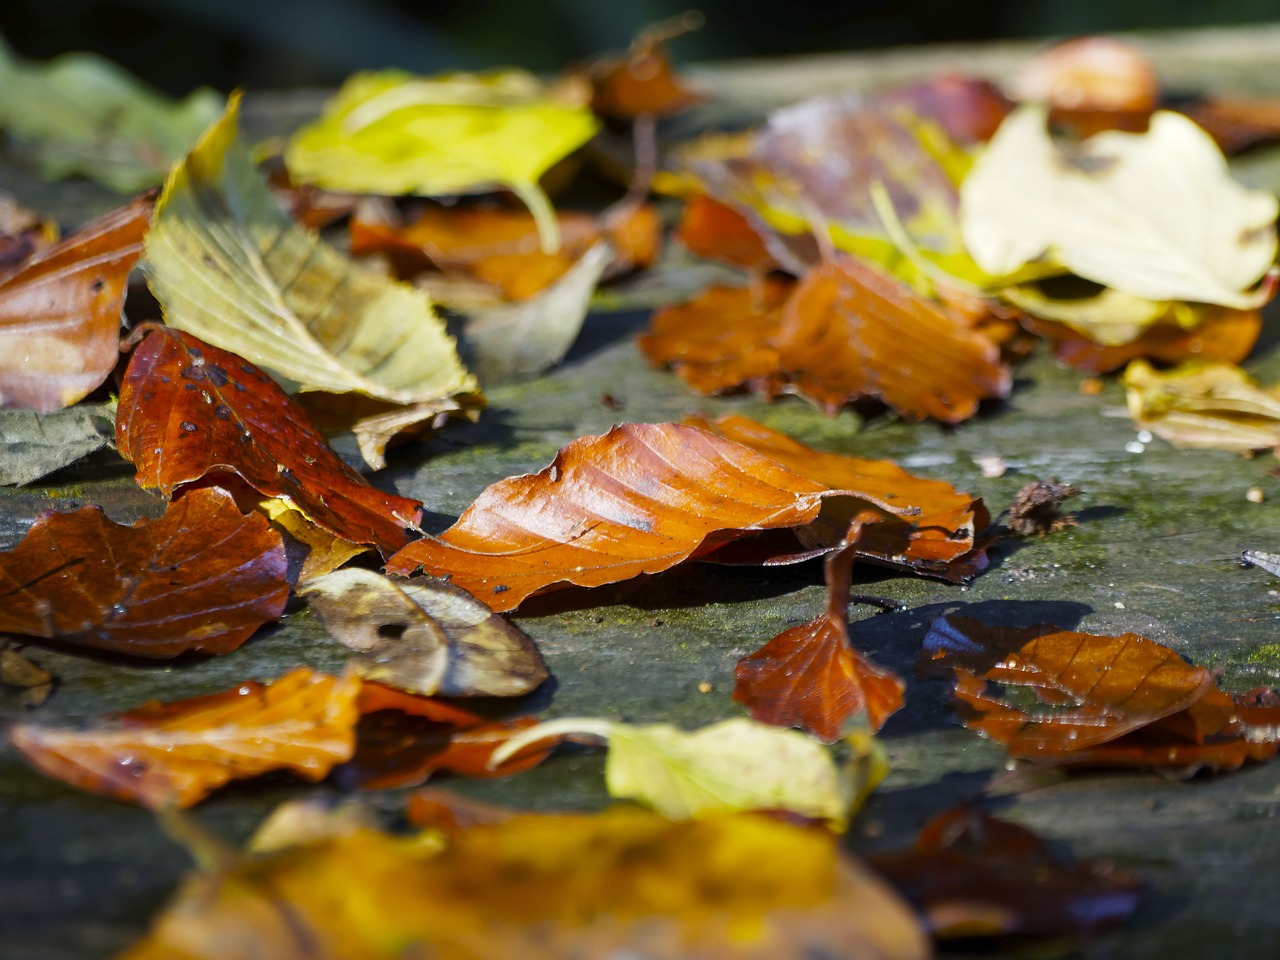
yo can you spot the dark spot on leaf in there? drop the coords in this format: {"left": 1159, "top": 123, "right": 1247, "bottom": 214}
{"left": 376, "top": 623, "right": 407, "bottom": 640}
{"left": 202, "top": 254, "right": 215, "bottom": 268}
{"left": 180, "top": 364, "right": 205, "bottom": 381}
{"left": 233, "top": 382, "right": 247, "bottom": 392}
{"left": 188, "top": 346, "right": 202, "bottom": 358}
{"left": 493, "top": 584, "right": 510, "bottom": 594}
{"left": 278, "top": 467, "right": 300, "bottom": 485}
{"left": 179, "top": 422, "right": 198, "bottom": 433}
{"left": 206, "top": 365, "right": 229, "bottom": 387}
{"left": 183, "top": 384, "right": 198, "bottom": 391}
{"left": 91, "top": 278, "right": 105, "bottom": 293}
{"left": 213, "top": 405, "right": 232, "bottom": 420}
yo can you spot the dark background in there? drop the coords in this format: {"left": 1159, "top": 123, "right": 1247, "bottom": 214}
{"left": 3, "top": 0, "right": 1280, "bottom": 94}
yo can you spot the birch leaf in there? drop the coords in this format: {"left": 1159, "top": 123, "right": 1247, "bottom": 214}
{"left": 144, "top": 93, "right": 476, "bottom": 412}
{"left": 962, "top": 106, "right": 1279, "bottom": 307}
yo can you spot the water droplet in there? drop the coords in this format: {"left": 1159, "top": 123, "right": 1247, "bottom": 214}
{"left": 118, "top": 755, "right": 134, "bottom": 767}
{"left": 238, "top": 685, "right": 252, "bottom": 696}
{"left": 179, "top": 422, "right": 198, "bottom": 433}
{"left": 111, "top": 603, "right": 127, "bottom": 616}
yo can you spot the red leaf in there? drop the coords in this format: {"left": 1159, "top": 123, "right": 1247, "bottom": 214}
{"left": 0, "top": 487, "right": 286, "bottom": 658}
{"left": 116, "top": 326, "right": 422, "bottom": 552}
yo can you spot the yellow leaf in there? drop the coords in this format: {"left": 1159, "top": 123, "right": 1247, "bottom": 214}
{"left": 1123, "top": 359, "right": 1280, "bottom": 453}
{"left": 258, "top": 498, "right": 370, "bottom": 580}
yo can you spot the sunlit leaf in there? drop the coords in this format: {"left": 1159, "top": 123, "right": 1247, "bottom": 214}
{"left": 258, "top": 498, "right": 370, "bottom": 580}
{"left": 1122, "top": 358, "right": 1280, "bottom": 453}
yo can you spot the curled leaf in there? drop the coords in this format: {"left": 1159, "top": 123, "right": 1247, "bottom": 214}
{"left": 1122, "top": 359, "right": 1280, "bottom": 454}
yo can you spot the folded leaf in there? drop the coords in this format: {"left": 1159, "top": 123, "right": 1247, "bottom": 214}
{"left": 9, "top": 668, "right": 360, "bottom": 808}
{"left": 298, "top": 568, "right": 548, "bottom": 698}
{"left": 258, "top": 498, "right": 370, "bottom": 580}
{"left": 0, "top": 194, "right": 151, "bottom": 411}
{"left": 145, "top": 93, "right": 477, "bottom": 413}
{"left": 1122, "top": 359, "right": 1280, "bottom": 453}
{"left": 0, "top": 487, "right": 286, "bottom": 658}
{"left": 0, "top": 404, "right": 113, "bottom": 486}
{"left": 961, "top": 106, "right": 1279, "bottom": 307}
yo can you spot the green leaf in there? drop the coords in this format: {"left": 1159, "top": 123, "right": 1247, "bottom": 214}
{"left": 144, "top": 93, "right": 477, "bottom": 412}
{"left": 0, "top": 36, "right": 222, "bottom": 193}
{"left": 285, "top": 70, "right": 599, "bottom": 251}
{"left": 962, "top": 106, "right": 1279, "bottom": 309}
{"left": 493, "top": 716, "right": 885, "bottom": 829}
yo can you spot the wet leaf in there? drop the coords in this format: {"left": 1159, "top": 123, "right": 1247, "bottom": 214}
{"left": 0, "top": 487, "right": 286, "bottom": 658}
{"left": 0, "top": 194, "right": 151, "bottom": 411}
{"left": 298, "top": 568, "right": 548, "bottom": 698}
{"left": 1122, "top": 359, "right": 1280, "bottom": 454}
{"left": 870, "top": 806, "right": 1142, "bottom": 939}
{"left": 1007, "top": 479, "right": 1081, "bottom": 536}
{"left": 0, "top": 36, "right": 222, "bottom": 192}
{"left": 8, "top": 667, "right": 360, "bottom": 808}
{"left": 734, "top": 536, "right": 905, "bottom": 742}
{"left": 125, "top": 800, "right": 929, "bottom": 960}
{"left": 286, "top": 69, "right": 598, "bottom": 250}
{"left": 961, "top": 106, "right": 1279, "bottom": 308}
{"left": 145, "top": 94, "right": 477, "bottom": 419}
{"left": 385, "top": 421, "right": 902, "bottom": 611}
{"left": 258, "top": 498, "right": 370, "bottom": 580}
{"left": 689, "top": 413, "right": 990, "bottom": 580}
{"left": 116, "top": 326, "right": 423, "bottom": 553}
{"left": 494, "top": 715, "right": 883, "bottom": 828}
{"left": 0, "top": 404, "right": 114, "bottom": 486}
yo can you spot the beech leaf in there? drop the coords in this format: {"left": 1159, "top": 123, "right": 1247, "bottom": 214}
{"left": 144, "top": 93, "right": 477, "bottom": 414}
{"left": 0, "top": 487, "right": 287, "bottom": 658}
{"left": 116, "top": 326, "right": 424, "bottom": 553}
{"left": 1122, "top": 359, "right": 1280, "bottom": 453}
{"left": 8, "top": 667, "right": 360, "bottom": 808}
{"left": 298, "top": 569, "right": 548, "bottom": 698}
{"left": 961, "top": 106, "right": 1279, "bottom": 307}
{"left": 0, "top": 404, "right": 114, "bottom": 486}
{"left": 258, "top": 498, "right": 370, "bottom": 580}
{"left": 0, "top": 194, "right": 151, "bottom": 411}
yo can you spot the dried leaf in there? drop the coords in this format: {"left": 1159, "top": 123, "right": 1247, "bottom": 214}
{"left": 0, "top": 487, "right": 286, "bottom": 658}
{"left": 961, "top": 106, "right": 1279, "bottom": 307}
{"left": 145, "top": 93, "right": 476, "bottom": 425}
{"left": 1004, "top": 281, "right": 1169, "bottom": 347}
{"left": 0, "top": 194, "right": 151, "bottom": 411}
{"left": 298, "top": 568, "right": 548, "bottom": 698}
{"left": 8, "top": 667, "right": 360, "bottom": 808}
{"left": 0, "top": 192, "right": 57, "bottom": 269}
{"left": 0, "top": 36, "right": 222, "bottom": 192}
{"left": 293, "top": 390, "right": 474, "bottom": 473}
{"left": 1, "top": 642, "right": 54, "bottom": 708}
{"left": 116, "top": 326, "right": 423, "bottom": 552}
{"left": 870, "top": 806, "right": 1142, "bottom": 939}
{"left": 286, "top": 69, "right": 598, "bottom": 250}
{"left": 385, "top": 421, "right": 902, "bottom": 611}
{"left": 493, "top": 715, "right": 881, "bottom": 829}
{"left": 877, "top": 74, "right": 1012, "bottom": 145}
{"left": 587, "top": 15, "right": 703, "bottom": 119}
{"left": 1182, "top": 95, "right": 1280, "bottom": 154}
{"left": 124, "top": 800, "right": 929, "bottom": 960}
{"left": 0, "top": 404, "right": 114, "bottom": 486}
{"left": 1007, "top": 479, "right": 1081, "bottom": 536}
{"left": 734, "top": 537, "right": 905, "bottom": 742}
{"left": 258, "top": 498, "right": 370, "bottom": 580}
{"left": 1122, "top": 359, "right": 1280, "bottom": 454}
{"left": 674, "top": 194, "right": 781, "bottom": 273}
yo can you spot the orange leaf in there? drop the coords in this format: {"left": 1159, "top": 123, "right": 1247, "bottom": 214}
{"left": 116, "top": 326, "right": 422, "bottom": 553}
{"left": 8, "top": 668, "right": 360, "bottom": 808}
{"left": 674, "top": 194, "right": 780, "bottom": 273}
{"left": 0, "top": 193, "right": 151, "bottom": 411}
{"left": 386, "top": 421, "right": 903, "bottom": 611}
{"left": 735, "top": 535, "right": 905, "bottom": 741}
{"left": 0, "top": 487, "right": 286, "bottom": 658}
{"left": 587, "top": 17, "right": 702, "bottom": 119}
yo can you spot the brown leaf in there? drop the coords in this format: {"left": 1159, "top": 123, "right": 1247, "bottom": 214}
{"left": 869, "top": 806, "right": 1142, "bottom": 939}
{"left": 0, "top": 192, "right": 57, "bottom": 270}
{"left": 775, "top": 257, "right": 1011, "bottom": 420}
{"left": 8, "top": 667, "right": 360, "bottom": 808}
{"left": 674, "top": 194, "right": 781, "bottom": 273}
{"left": 116, "top": 326, "right": 423, "bottom": 553}
{"left": 587, "top": 15, "right": 703, "bottom": 119}
{"left": 1, "top": 641, "right": 54, "bottom": 708}
{"left": 734, "top": 533, "right": 905, "bottom": 741}
{"left": 385, "top": 421, "right": 903, "bottom": 612}
{"left": 0, "top": 487, "right": 286, "bottom": 658}
{"left": 0, "top": 193, "right": 151, "bottom": 411}
{"left": 877, "top": 74, "right": 1012, "bottom": 145}
{"left": 1180, "top": 95, "right": 1280, "bottom": 154}
{"left": 689, "top": 413, "right": 990, "bottom": 580}
{"left": 1007, "top": 479, "right": 1081, "bottom": 537}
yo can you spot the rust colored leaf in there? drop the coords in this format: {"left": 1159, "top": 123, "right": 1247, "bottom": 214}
{"left": 776, "top": 257, "right": 1011, "bottom": 420}
{"left": 1181, "top": 95, "right": 1280, "bottom": 154}
{"left": 0, "top": 487, "right": 286, "bottom": 658}
{"left": 674, "top": 194, "right": 780, "bottom": 273}
{"left": 587, "top": 15, "right": 702, "bottom": 119}
{"left": 8, "top": 667, "right": 360, "bottom": 808}
{"left": 0, "top": 193, "right": 151, "bottom": 411}
{"left": 386, "top": 421, "right": 902, "bottom": 612}
{"left": 116, "top": 326, "right": 422, "bottom": 553}
{"left": 734, "top": 533, "right": 905, "bottom": 741}
{"left": 869, "top": 806, "right": 1142, "bottom": 939}
{"left": 689, "top": 413, "right": 990, "bottom": 581}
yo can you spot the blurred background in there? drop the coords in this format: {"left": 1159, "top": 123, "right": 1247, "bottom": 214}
{"left": 3, "top": 0, "right": 1279, "bottom": 94}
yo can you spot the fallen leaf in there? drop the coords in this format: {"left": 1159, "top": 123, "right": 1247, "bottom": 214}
{"left": 869, "top": 805, "right": 1142, "bottom": 939}
{"left": 1122, "top": 359, "right": 1280, "bottom": 454}
{"left": 689, "top": 413, "right": 991, "bottom": 580}
{"left": 877, "top": 74, "right": 1012, "bottom": 145}
{"left": 124, "top": 800, "right": 929, "bottom": 960}
{"left": 298, "top": 568, "right": 548, "bottom": 698}
{"left": 144, "top": 93, "right": 477, "bottom": 420}
{"left": 8, "top": 667, "right": 360, "bottom": 808}
{"left": 0, "top": 193, "right": 152, "bottom": 411}
{"left": 385, "top": 421, "right": 903, "bottom": 611}
{"left": 1007, "top": 479, "right": 1081, "bottom": 536}
{"left": 116, "top": 326, "right": 423, "bottom": 553}
{"left": 734, "top": 534, "right": 905, "bottom": 742}
{"left": 1010, "top": 36, "right": 1159, "bottom": 115}
{"left": 0, "top": 192, "right": 57, "bottom": 269}
{"left": 1182, "top": 95, "right": 1280, "bottom": 154}
{"left": 258, "top": 498, "right": 370, "bottom": 580}
{"left": 586, "top": 14, "right": 703, "bottom": 119}
{"left": 1, "top": 641, "right": 54, "bottom": 708}
{"left": 961, "top": 106, "right": 1279, "bottom": 308}
{"left": 0, "top": 404, "right": 114, "bottom": 486}
{"left": 286, "top": 69, "right": 598, "bottom": 251}
{"left": 0, "top": 487, "right": 286, "bottom": 658}
{"left": 493, "top": 715, "right": 883, "bottom": 829}
{"left": 1003, "top": 281, "right": 1169, "bottom": 347}
{"left": 0, "top": 36, "right": 222, "bottom": 192}
{"left": 673, "top": 194, "right": 782, "bottom": 273}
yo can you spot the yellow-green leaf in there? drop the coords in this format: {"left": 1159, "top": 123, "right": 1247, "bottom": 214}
{"left": 285, "top": 69, "right": 599, "bottom": 251}
{"left": 144, "top": 93, "right": 477, "bottom": 414}
{"left": 1003, "top": 282, "right": 1171, "bottom": 346}
{"left": 1123, "top": 358, "right": 1280, "bottom": 453}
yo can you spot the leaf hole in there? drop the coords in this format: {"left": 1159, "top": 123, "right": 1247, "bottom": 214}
{"left": 377, "top": 623, "right": 407, "bottom": 640}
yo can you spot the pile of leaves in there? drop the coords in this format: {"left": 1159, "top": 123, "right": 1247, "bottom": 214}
{"left": 3, "top": 25, "right": 1280, "bottom": 958}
